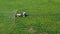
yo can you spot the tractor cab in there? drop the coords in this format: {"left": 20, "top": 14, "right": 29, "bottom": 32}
{"left": 22, "top": 12, "right": 28, "bottom": 17}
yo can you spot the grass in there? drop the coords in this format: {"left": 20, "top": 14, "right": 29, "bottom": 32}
{"left": 0, "top": 0, "right": 60, "bottom": 34}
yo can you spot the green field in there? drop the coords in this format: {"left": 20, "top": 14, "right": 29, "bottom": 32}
{"left": 0, "top": 0, "right": 60, "bottom": 34}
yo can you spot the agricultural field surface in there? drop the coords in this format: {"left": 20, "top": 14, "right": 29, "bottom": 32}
{"left": 0, "top": 0, "right": 60, "bottom": 34}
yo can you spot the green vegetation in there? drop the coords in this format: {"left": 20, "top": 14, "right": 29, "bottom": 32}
{"left": 0, "top": 0, "right": 60, "bottom": 34}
